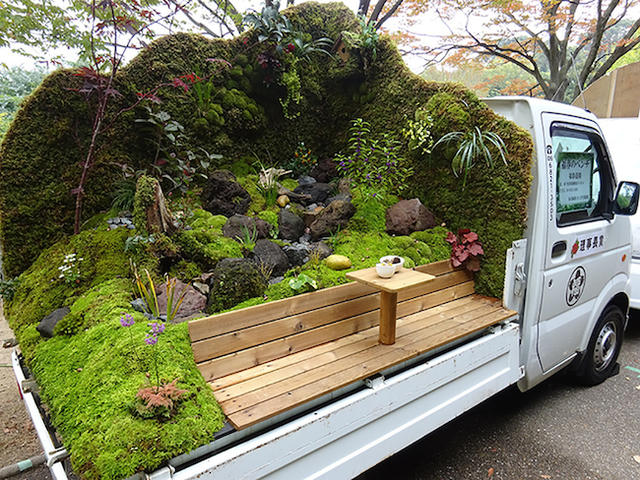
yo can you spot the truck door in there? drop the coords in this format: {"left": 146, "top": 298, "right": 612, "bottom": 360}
{"left": 537, "top": 114, "right": 623, "bottom": 372}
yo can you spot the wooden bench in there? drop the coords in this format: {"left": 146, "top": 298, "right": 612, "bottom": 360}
{"left": 188, "top": 260, "right": 516, "bottom": 430}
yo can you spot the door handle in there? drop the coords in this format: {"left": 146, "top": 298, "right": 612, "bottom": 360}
{"left": 551, "top": 241, "right": 567, "bottom": 258}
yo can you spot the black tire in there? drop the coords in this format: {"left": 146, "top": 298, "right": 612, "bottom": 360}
{"left": 577, "top": 304, "right": 624, "bottom": 386}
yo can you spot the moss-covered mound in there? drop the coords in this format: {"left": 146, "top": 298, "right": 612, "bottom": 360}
{"left": 0, "top": 1, "right": 532, "bottom": 298}
{"left": 33, "top": 320, "right": 223, "bottom": 480}
{"left": 5, "top": 220, "right": 224, "bottom": 480}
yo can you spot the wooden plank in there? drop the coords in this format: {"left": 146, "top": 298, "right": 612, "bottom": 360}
{"left": 210, "top": 295, "right": 481, "bottom": 391}
{"left": 415, "top": 260, "right": 456, "bottom": 276}
{"left": 189, "top": 281, "right": 376, "bottom": 342}
{"left": 396, "top": 270, "right": 472, "bottom": 302}
{"left": 346, "top": 268, "right": 436, "bottom": 293}
{"left": 189, "top": 261, "right": 463, "bottom": 342}
{"left": 192, "top": 293, "right": 381, "bottom": 363}
{"left": 226, "top": 306, "right": 515, "bottom": 429}
{"left": 218, "top": 299, "right": 498, "bottom": 415}
{"left": 212, "top": 297, "right": 488, "bottom": 401}
{"left": 196, "top": 282, "right": 475, "bottom": 380}
{"left": 193, "top": 276, "right": 474, "bottom": 365}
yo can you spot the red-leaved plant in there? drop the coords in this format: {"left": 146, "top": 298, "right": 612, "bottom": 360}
{"left": 445, "top": 229, "right": 484, "bottom": 272}
{"left": 135, "top": 379, "right": 188, "bottom": 420}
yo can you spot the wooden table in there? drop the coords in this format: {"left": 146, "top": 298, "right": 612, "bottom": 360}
{"left": 346, "top": 267, "right": 435, "bottom": 345}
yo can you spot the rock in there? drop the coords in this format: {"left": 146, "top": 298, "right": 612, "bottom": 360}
{"left": 293, "top": 182, "right": 332, "bottom": 205}
{"left": 252, "top": 239, "right": 290, "bottom": 277}
{"left": 277, "top": 187, "right": 312, "bottom": 204}
{"left": 207, "top": 258, "right": 268, "bottom": 312}
{"left": 269, "top": 276, "right": 285, "bottom": 285}
{"left": 385, "top": 198, "right": 436, "bottom": 236}
{"left": 192, "top": 281, "right": 210, "bottom": 297}
{"left": 201, "top": 170, "right": 251, "bottom": 217}
{"left": 297, "top": 175, "right": 316, "bottom": 186}
{"left": 156, "top": 279, "right": 207, "bottom": 322}
{"left": 309, "top": 200, "right": 356, "bottom": 240}
{"left": 310, "top": 158, "right": 338, "bottom": 183}
{"left": 199, "top": 272, "right": 214, "bottom": 284}
{"left": 326, "top": 193, "right": 351, "bottom": 204}
{"left": 282, "top": 243, "right": 311, "bottom": 266}
{"left": 338, "top": 178, "right": 352, "bottom": 195}
{"left": 36, "top": 307, "right": 70, "bottom": 338}
{"left": 311, "top": 241, "right": 333, "bottom": 260}
{"left": 303, "top": 208, "right": 323, "bottom": 227}
{"left": 222, "top": 214, "right": 272, "bottom": 240}
{"left": 325, "top": 254, "right": 352, "bottom": 270}
{"left": 277, "top": 195, "right": 290, "bottom": 207}
{"left": 278, "top": 209, "right": 305, "bottom": 241}
{"left": 130, "top": 298, "right": 147, "bottom": 314}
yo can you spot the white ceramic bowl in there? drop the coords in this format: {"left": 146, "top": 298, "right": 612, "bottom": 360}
{"left": 376, "top": 263, "right": 396, "bottom": 278}
{"left": 380, "top": 255, "right": 405, "bottom": 273}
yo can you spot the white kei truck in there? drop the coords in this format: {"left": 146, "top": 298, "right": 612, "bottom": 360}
{"left": 11, "top": 97, "right": 640, "bottom": 480}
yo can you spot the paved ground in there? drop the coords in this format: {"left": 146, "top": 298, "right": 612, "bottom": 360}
{"left": 2, "top": 305, "right": 639, "bottom": 480}
{"left": 358, "top": 315, "right": 640, "bottom": 480}
{"left": 0, "top": 302, "right": 51, "bottom": 480}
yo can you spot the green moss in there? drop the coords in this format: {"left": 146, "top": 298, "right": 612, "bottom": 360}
{"left": 237, "top": 174, "right": 266, "bottom": 214}
{"left": 280, "top": 178, "right": 298, "bottom": 191}
{"left": 167, "top": 260, "right": 202, "bottom": 282}
{"left": 54, "top": 278, "right": 133, "bottom": 336}
{"left": 4, "top": 227, "right": 159, "bottom": 363}
{"left": 348, "top": 190, "right": 398, "bottom": 232}
{"left": 174, "top": 209, "right": 242, "bottom": 270}
{"left": 32, "top": 320, "right": 223, "bottom": 480}
{"left": 424, "top": 92, "right": 472, "bottom": 139}
{"left": 132, "top": 176, "right": 157, "bottom": 233}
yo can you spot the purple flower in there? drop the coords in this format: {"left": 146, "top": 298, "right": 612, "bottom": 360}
{"left": 148, "top": 322, "right": 165, "bottom": 335}
{"left": 144, "top": 335, "right": 158, "bottom": 346}
{"left": 120, "top": 313, "right": 134, "bottom": 327}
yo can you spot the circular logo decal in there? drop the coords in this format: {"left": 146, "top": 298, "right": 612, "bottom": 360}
{"left": 566, "top": 266, "right": 586, "bottom": 306}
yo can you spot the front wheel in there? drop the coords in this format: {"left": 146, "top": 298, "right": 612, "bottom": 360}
{"left": 577, "top": 304, "right": 624, "bottom": 386}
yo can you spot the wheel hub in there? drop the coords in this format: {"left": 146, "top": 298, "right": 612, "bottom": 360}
{"left": 593, "top": 321, "right": 617, "bottom": 372}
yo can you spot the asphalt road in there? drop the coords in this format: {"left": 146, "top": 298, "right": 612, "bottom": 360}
{"left": 357, "top": 315, "right": 640, "bottom": 480}
{"left": 6, "top": 316, "right": 640, "bottom": 480}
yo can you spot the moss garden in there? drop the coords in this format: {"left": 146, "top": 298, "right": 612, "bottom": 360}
{"left": 0, "top": 2, "right": 533, "bottom": 479}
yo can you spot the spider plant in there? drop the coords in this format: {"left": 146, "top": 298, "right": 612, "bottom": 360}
{"left": 433, "top": 127, "right": 508, "bottom": 187}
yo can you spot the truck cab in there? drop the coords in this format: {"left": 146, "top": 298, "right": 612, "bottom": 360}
{"left": 486, "top": 97, "right": 639, "bottom": 390}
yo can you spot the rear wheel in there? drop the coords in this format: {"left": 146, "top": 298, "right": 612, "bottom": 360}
{"left": 577, "top": 305, "right": 624, "bottom": 386}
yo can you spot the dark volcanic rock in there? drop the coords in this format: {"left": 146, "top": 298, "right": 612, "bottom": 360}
{"left": 252, "top": 239, "right": 290, "bottom": 277}
{"left": 310, "top": 158, "right": 338, "bottom": 183}
{"left": 201, "top": 170, "right": 251, "bottom": 217}
{"left": 278, "top": 209, "right": 305, "bottom": 241}
{"left": 207, "top": 258, "right": 267, "bottom": 313}
{"left": 222, "top": 214, "right": 272, "bottom": 240}
{"left": 385, "top": 198, "right": 436, "bottom": 236}
{"left": 293, "top": 182, "right": 332, "bottom": 205}
{"left": 309, "top": 200, "right": 356, "bottom": 240}
{"left": 282, "top": 243, "right": 311, "bottom": 267}
{"left": 36, "top": 307, "right": 70, "bottom": 338}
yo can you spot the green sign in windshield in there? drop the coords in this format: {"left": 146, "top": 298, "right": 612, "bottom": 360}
{"left": 557, "top": 151, "right": 594, "bottom": 213}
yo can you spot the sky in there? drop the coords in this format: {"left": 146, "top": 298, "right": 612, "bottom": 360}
{"left": 0, "top": 0, "right": 433, "bottom": 73}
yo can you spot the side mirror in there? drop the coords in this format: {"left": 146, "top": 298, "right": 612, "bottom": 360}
{"left": 613, "top": 181, "right": 640, "bottom": 216}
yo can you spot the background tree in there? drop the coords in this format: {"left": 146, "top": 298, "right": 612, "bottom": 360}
{"left": 0, "top": 67, "right": 45, "bottom": 140}
{"left": 0, "top": 0, "right": 243, "bottom": 66}
{"left": 423, "top": 0, "right": 640, "bottom": 102}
